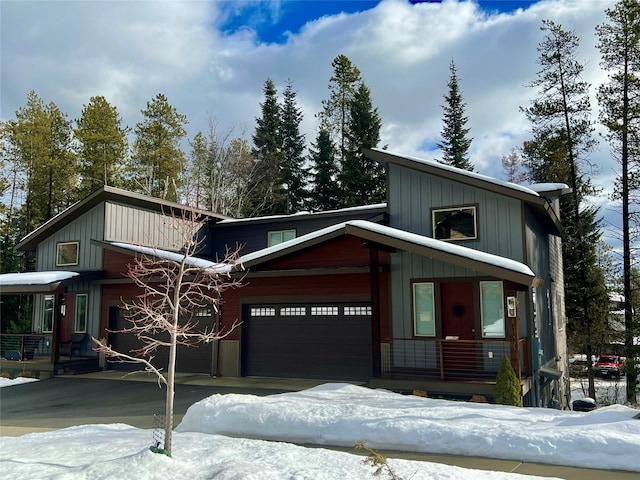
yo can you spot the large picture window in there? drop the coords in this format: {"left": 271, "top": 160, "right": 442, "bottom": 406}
{"left": 413, "top": 282, "right": 436, "bottom": 336}
{"left": 268, "top": 230, "right": 296, "bottom": 247}
{"left": 57, "top": 241, "right": 79, "bottom": 266}
{"left": 43, "top": 295, "right": 55, "bottom": 333}
{"left": 480, "top": 281, "right": 505, "bottom": 338}
{"left": 432, "top": 206, "right": 478, "bottom": 241}
{"left": 74, "top": 294, "right": 88, "bottom": 333}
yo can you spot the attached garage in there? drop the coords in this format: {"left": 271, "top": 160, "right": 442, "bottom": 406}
{"left": 242, "top": 302, "right": 372, "bottom": 381}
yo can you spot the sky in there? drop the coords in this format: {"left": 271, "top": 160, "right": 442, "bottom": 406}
{"left": 1, "top": 380, "right": 638, "bottom": 479}
{"left": 0, "top": 0, "right": 628, "bottom": 254}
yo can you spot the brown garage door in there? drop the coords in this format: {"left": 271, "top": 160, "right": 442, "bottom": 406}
{"left": 243, "top": 303, "right": 372, "bottom": 380}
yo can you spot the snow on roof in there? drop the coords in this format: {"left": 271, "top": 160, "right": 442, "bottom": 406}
{"left": 239, "top": 220, "right": 535, "bottom": 279}
{"left": 347, "top": 220, "right": 536, "bottom": 277}
{"left": 218, "top": 203, "right": 387, "bottom": 225}
{"left": 526, "top": 183, "right": 571, "bottom": 195}
{"left": 109, "top": 242, "right": 231, "bottom": 272}
{"left": 0, "top": 271, "right": 79, "bottom": 286}
{"left": 369, "top": 148, "right": 541, "bottom": 197}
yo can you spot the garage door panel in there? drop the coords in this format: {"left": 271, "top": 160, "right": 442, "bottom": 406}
{"left": 244, "top": 303, "right": 372, "bottom": 380}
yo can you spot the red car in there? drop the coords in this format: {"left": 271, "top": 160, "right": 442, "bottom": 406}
{"left": 595, "top": 355, "right": 623, "bottom": 378}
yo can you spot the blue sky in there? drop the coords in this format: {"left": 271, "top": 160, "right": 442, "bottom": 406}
{"left": 220, "top": 1, "right": 539, "bottom": 44}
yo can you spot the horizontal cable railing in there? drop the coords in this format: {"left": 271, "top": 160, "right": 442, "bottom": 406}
{"left": 0, "top": 333, "right": 52, "bottom": 361}
{"left": 381, "top": 338, "right": 529, "bottom": 381}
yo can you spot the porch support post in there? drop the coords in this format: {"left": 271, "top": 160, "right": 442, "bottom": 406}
{"left": 369, "top": 245, "right": 381, "bottom": 377}
{"left": 506, "top": 289, "right": 521, "bottom": 381}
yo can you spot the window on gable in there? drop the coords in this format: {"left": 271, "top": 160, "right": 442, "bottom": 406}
{"left": 480, "top": 281, "right": 505, "bottom": 338}
{"left": 268, "top": 229, "right": 296, "bottom": 247}
{"left": 432, "top": 206, "right": 478, "bottom": 241}
{"left": 74, "top": 294, "right": 88, "bottom": 333}
{"left": 57, "top": 241, "right": 79, "bottom": 266}
{"left": 413, "top": 282, "right": 436, "bottom": 336}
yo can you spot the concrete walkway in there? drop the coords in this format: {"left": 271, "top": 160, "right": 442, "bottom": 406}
{"left": 1, "top": 371, "right": 637, "bottom": 480}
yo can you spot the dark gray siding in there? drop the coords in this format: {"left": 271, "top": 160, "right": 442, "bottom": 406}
{"left": 210, "top": 208, "right": 386, "bottom": 259}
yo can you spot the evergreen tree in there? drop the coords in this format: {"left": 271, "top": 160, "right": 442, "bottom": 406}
{"left": 341, "top": 82, "right": 385, "bottom": 206}
{"left": 319, "top": 54, "right": 362, "bottom": 165}
{"left": 4, "top": 91, "right": 77, "bottom": 233}
{"left": 185, "top": 131, "right": 209, "bottom": 209}
{"left": 130, "top": 93, "right": 188, "bottom": 201}
{"left": 437, "top": 60, "right": 474, "bottom": 171}
{"left": 280, "top": 79, "right": 308, "bottom": 212}
{"left": 75, "top": 95, "right": 128, "bottom": 198}
{"left": 308, "top": 128, "right": 341, "bottom": 211}
{"left": 495, "top": 356, "right": 523, "bottom": 407}
{"left": 521, "top": 20, "right": 607, "bottom": 400}
{"left": 250, "top": 78, "right": 283, "bottom": 216}
{"left": 596, "top": 0, "right": 640, "bottom": 405}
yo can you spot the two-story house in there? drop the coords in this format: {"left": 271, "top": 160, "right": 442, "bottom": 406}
{"left": 0, "top": 148, "right": 569, "bottom": 408}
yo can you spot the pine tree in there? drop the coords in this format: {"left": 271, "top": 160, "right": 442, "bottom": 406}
{"left": 521, "top": 20, "right": 607, "bottom": 400}
{"left": 308, "top": 128, "right": 341, "bottom": 211}
{"left": 341, "top": 82, "right": 385, "bottom": 206}
{"left": 130, "top": 93, "right": 188, "bottom": 202}
{"left": 185, "top": 131, "right": 209, "bottom": 209}
{"left": 437, "top": 60, "right": 474, "bottom": 171}
{"left": 250, "top": 78, "right": 283, "bottom": 216}
{"left": 280, "top": 79, "right": 308, "bottom": 212}
{"left": 75, "top": 95, "right": 128, "bottom": 198}
{"left": 319, "top": 54, "right": 362, "bottom": 166}
{"left": 596, "top": 0, "right": 640, "bottom": 405}
{"left": 494, "top": 356, "right": 522, "bottom": 407}
{"left": 5, "top": 91, "right": 77, "bottom": 233}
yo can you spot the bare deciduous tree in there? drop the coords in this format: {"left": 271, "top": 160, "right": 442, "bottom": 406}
{"left": 93, "top": 209, "right": 244, "bottom": 455}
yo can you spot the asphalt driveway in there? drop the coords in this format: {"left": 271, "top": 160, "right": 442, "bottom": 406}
{"left": 0, "top": 373, "right": 300, "bottom": 435}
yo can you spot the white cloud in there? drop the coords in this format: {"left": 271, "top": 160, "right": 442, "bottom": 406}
{"left": 1, "top": 0, "right": 627, "bottom": 248}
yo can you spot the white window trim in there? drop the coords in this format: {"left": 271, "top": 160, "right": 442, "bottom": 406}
{"left": 267, "top": 229, "right": 296, "bottom": 247}
{"left": 56, "top": 241, "right": 80, "bottom": 266}
{"left": 42, "top": 295, "right": 55, "bottom": 333}
{"left": 413, "top": 282, "right": 436, "bottom": 337}
{"left": 480, "top": 280, "right": 505, "bottom": 338}
{"left": 74, "top": 293, "right": 88, "bottom": 333}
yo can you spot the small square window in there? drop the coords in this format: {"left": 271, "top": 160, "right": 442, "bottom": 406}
{"left": 432, "top": 206, "right": 477, "bottom": 241}
{"left": 57, "top": 242, "right": 79, "bottom": 266}
{"left": 268, "top": 230, "right": 296, "bottom": 247}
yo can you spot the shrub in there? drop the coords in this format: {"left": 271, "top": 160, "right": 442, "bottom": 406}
{"left": 495, "top": 356, "right": 522, "bottom": 407}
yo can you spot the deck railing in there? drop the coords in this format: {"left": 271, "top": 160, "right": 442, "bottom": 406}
{"left": 381, "top": 337, "right": 529, "bottom": 381}
{"left": 0, "top": 333, "right": 52, "bottom": 361}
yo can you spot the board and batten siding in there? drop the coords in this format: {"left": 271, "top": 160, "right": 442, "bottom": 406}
{"left": 387, "top": 163, "right": 525, "bottom": 262}
{"left": 36, "top": 203, "right": 105, "bottom": 270}
{"left": 104, "top": 201, "right": 195, "bottom": 250}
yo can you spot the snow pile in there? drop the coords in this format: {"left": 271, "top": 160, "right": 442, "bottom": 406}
{"left": 176, "top": 383, "right": 640, "bottom": 472}
{"left": 0, "top": 376, "right": 39, "bottom": 388}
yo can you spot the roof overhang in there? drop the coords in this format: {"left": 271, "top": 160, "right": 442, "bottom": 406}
{"left": 239, "top": 220, "right": 542, "bottom": 288}
{"left": 0, "top": 270, "right": 104, "bottom": 294}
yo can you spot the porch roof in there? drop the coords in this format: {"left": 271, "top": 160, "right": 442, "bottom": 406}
{"left": 0, "top": 270, "right": 104, "bottom": 294}
{"left": 239, "top": 220, "right": 542, "bottom": 287}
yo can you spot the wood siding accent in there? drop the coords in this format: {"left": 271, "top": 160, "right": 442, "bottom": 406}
{"left": 104, "top": 201, "right": 202, "bottom": 250}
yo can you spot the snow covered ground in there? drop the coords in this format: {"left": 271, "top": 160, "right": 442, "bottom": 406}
{"left": 1, "top": 379, "right": 639, "bottom": 479}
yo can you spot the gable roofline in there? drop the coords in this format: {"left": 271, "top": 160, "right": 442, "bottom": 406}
{"left": 216, "top": 203, "right": 388, "bottom": 227}
{"left": 16, "top": 186, "right": 230, "bottom": 252}
{"left": 363, "top": 148, "right": 565, "bottom": 235}
{"left": 239, "top": 220, "right": 542, "bottom": 287}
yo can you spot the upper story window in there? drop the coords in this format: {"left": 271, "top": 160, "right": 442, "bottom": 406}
{"left": 268, "top": 229, "right": 296, "bottom": 247}
{"left": 432, "top": 206, "right": 478, "bottom": 241}
{"left": 56, "top": 241, "right": 79, "bottom": 266}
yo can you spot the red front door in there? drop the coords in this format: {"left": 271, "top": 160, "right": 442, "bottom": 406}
{"left": 441, "top": 282, "right": 477, "bottom": 372}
